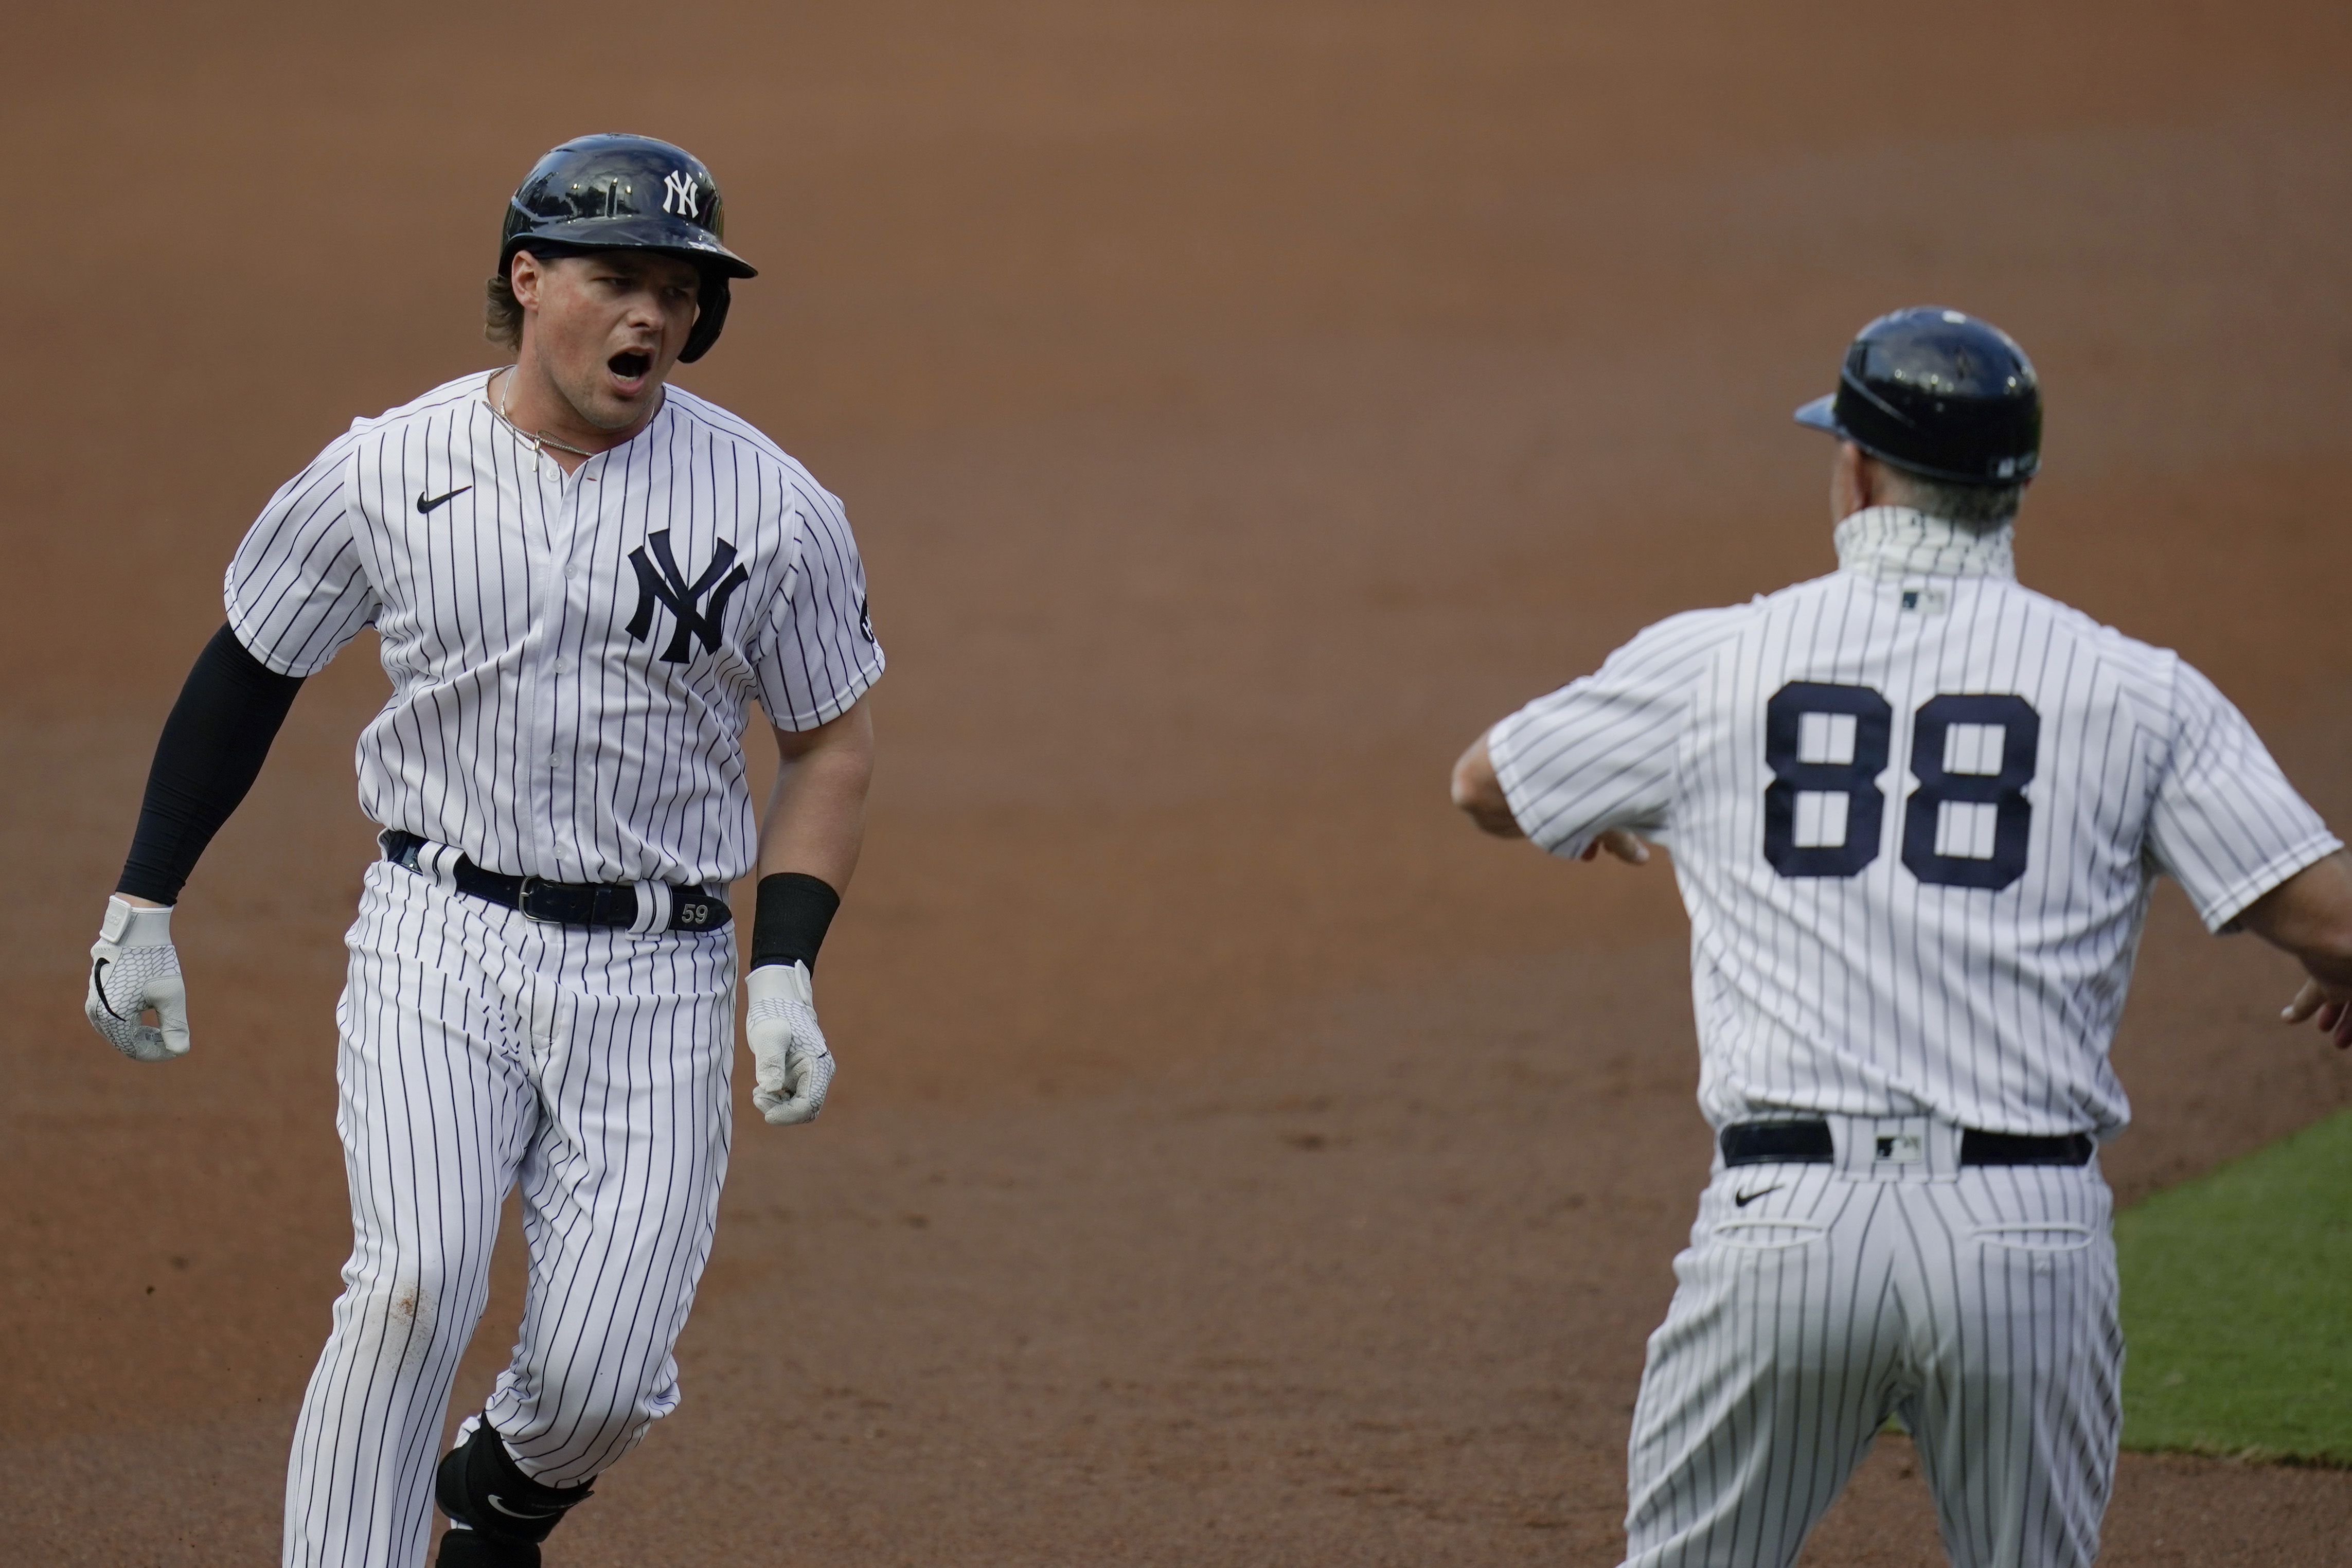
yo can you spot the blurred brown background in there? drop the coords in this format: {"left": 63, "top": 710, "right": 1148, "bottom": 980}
{"left": 5, "top": 3, "right": 2351, "bottom": 1562}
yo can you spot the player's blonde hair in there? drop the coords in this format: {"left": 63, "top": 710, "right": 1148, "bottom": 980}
{"left": 484, "top": 264, "right": 525, "bottom": 354}
{"left": 483, "top": 245, "right": 582, "bottom": 354}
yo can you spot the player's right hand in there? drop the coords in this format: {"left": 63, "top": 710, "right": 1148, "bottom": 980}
{"left": 85, "top": 895, "right": 191, "bottom": 1062}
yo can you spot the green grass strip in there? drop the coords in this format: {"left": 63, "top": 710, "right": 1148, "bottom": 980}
{"left": 2117, "top": 1108, "right": 2352, "bottom": 1465}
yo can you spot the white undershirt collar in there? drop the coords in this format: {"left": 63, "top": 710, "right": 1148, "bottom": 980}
{"left": 1833, "top": 505, "right": 2016, "bottom": 582}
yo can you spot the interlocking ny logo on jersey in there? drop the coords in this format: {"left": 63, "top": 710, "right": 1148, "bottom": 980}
{"left": 627, "top": 530, "right": 750, "bottom": 663}
{"left": 662, "top": 171, "right": 698, "bottom": 218}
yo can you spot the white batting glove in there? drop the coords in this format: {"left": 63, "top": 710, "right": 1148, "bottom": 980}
{"left": 86, "top": 896, "right": 190, "bottom": 1062}
{"left": 746, "top": 961, "right": 834, "bottom": 1126}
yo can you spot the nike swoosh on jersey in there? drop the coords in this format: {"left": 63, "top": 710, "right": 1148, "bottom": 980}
{"left": 416, "top": 485, "right": 473, "bottom": 514}
{"left": 1733, "top": 1185, "right": 1783, "bottom": 1208}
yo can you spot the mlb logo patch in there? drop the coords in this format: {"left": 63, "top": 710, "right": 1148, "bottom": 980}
{"left": 1874, "top": 1133, "right": 1925, "bottom": 1165}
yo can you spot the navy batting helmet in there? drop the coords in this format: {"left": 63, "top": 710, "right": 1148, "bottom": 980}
{"left": 500, "top": 133, "right": 757, "bottom": 364}
{"left": 1794, "top": 307, "right": 2041, "bottom": 485}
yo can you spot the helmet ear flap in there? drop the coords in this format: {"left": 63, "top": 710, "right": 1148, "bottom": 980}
{"left": 680, "top": 272, "right": 730, "bottom": 364}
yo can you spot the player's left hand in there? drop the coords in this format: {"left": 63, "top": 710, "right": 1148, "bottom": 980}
{"left": 2280, "top": 978, "right": 2352, "bottom": 1049}
{"left": 1580, "top": 829, "right": 1652, "bottom": 865}
{"left": 746, "top": 960, "right": 835, "bottom": 1124}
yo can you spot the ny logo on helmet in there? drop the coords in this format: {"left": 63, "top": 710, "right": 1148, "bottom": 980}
{"left": 662, "top": 171, "right": 699, "bottom": 218}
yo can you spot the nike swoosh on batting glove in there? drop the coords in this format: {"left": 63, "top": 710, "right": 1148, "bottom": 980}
{"left": 86, "top": 895, "right": 191, "bottom": 1062}
{"left": 745, "top": 960, "right": 834, "bottom": 1126}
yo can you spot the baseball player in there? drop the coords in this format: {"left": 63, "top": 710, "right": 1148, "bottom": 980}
{"left": 83, "top": 134, "right": 882, "bottom": 1568}
{"left": 1451, "top": 307, "right": 2352, "bottom": 1567}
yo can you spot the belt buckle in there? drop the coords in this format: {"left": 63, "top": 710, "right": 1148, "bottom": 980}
{"left": 516, "top": 876, "right": 560, "bottom": 923}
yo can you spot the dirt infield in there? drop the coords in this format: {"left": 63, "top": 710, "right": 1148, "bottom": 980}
{"left": 8, "top": 3, "right": 2352, "bottom": 1562}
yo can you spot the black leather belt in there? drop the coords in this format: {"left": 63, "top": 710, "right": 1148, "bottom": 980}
{"left": 381, "top": 830, "right": 729, "bottom": 933}
{"left": 1720, "top": 1119, "right": 2094, "bottom": 1168}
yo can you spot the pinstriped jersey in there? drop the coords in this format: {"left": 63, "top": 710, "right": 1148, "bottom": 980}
{"left": 225, "top": 370, "right": 883, "bottom": 888}
{"left": 1488, "top": 506, "right": 2338, "bottom": 1138}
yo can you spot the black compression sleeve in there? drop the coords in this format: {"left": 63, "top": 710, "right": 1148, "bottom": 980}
{"left": 115, "top": 624, "right": 307, "bottom": 904}
{"left": 750, "top": 872, "right": 842, "bottom": 971}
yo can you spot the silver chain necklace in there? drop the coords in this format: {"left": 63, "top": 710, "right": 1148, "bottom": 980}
{"left": 495, "top": 369, "right": 600, "bottom": 470}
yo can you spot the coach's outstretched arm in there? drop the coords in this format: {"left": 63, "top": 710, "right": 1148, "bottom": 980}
{"left": 1450, "top": 734, "right": 1649, "bottom": 863}
{"left": 85, "top": 625, "right": 306, "bottom": 1060}
{"left": 2236, "top": 850, "right": 2352, "bottom": 1049}
{"left": 744, "top": 698, "right": 876, "bottom": 1125}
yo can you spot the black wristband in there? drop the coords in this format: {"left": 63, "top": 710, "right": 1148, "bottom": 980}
{"left": 750, "top": 872, "right": 841, "bottom": 971}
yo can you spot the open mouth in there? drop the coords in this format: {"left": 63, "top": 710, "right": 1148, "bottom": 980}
{"left": 608, "top": 350, "right": 652, "bottom": 381}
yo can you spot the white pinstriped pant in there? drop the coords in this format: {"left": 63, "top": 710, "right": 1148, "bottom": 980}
{"left": 1622, "top": 1118, "right": 2121, "bottom": 1568}
{"left": 283, "top": 859, "right": 736, "bottom": 1568}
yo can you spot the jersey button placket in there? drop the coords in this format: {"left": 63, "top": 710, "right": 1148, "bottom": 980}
{"left": 531, "top": 465, "right": 585, "bottom": 871}
{"left": 551, "top": 457, "right": 594, "bottom": 680}
{"left": 554, "top": 567, "right": 581, "bottom": 679}
{"left": 546, "top": 453, "right": 610, "bottom": 866}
